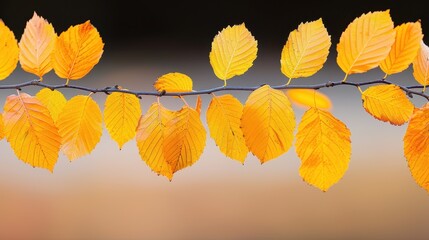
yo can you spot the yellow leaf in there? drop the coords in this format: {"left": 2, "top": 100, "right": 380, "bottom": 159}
{"left": 412, "top": 41, "right": 429, "bottom": 88}
{"left": 241, "top": 85, "right": 296, "bottom": 163}
{"left": 285, "top": 89, "right": 332, "bottom": 111}
{"left": 52, "top": 20, "right": 104, "bottom": 81}
{"left": 296, "top": 107, "right": 351, "bottom": 191}
{"left": 136, "top": 102, "right": 174, "bottom": 180}
{"left": 104, "top": 92, "right": 141, "bottom": 149}
{"left": 18, "top": 12, "right": 57, "bottom": 78}
{"left": 209, "top": 23, "right": 258, "bottom": 85}
{"left": 361, "top": 84, "right": 414, "bottom": 125}
{"left": 153, "top": 72, "right": 193, "bottom": 92}
{"left": 195, "top": 95, "right": 202, "bottom": 115}
{"left": 0, "top": 20, "right": 19, "bottom": 80}
{"left": 206, "top": 94, "right": 248, "bottom": 163}
{"left": 404, "top": 103, "right": 429, "bottom": 192}
{"left": 35, "top": 88, "right": 67, "bottom": 123}
{"left": 163, "top": 106, "right": 206, "bottom": 174}
{"left": 380, "top": 21, "right": 423, "bottom": 76}
{"left": 2, "top": 93, "right": 61, "bottom": 172}
{"left": 0, "top": 113, "right": 5, "bottom": 140}
{"left": 280, "top": 18, "right": 331, "bottom": 82}
{"left": 57, "top": 95, "right": 103, "bottom": 160}
{"left": 336, "top": 10, "right": 395, "bottom": 79}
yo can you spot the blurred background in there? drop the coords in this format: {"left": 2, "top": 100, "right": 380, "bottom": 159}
{"left": 1, "top": 1, "right": 429, "bottom": 239}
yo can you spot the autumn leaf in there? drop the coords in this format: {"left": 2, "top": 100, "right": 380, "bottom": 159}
{"left": 153, "top": 72, "right": 193, "bottom": 92}
{"left": 0, "top": 20, "right": 19, "bottom": 80}
{"left": 296, "top": 107, "right": 351, "bottom": 191}
{"left": 336, "top": 10, "right": 395, "bottom": 80}
{"left": 241, "top": 85, "right": 295, "bottom": 163}
{"left": 209, "top": 23, "right": 258, "bottom": 85}
{"left": 19, "top": 12, "right": 57, "bottom": 78}
{"left": 285, "top": 89, "right": 332, "bottom": 111}
{"left": 163, "top": 106, "right": 206, "bottom": 174}
{"left": 0, "top": 113, "right": 5, "bottom": 140}
{"left": 3, "top": 93, "right": 61, "bottom": 172}
{"left": 280, "top": 18, "right": 331, "bottom": 83}
{"left": 195, "top": 95, "right": 202, "bottom": 115}
{"left": 361, "top": 84, "right": 414, "bottom": 125}
{"left": 35, "top": 88, "right": 67, "bottom": 123}
{"left": 136, "top": 102, "right": 174, "bottom": 180}
{"left": 104, "top": 92, "right": 141, "bottom": 149}
{"left": 380, "top": 21, "right": 423, "bottom": 77}
{"left": 52, "top": 20, "right": 104, "bottom": 82}
{"left": 412, "top": 41, "right": 429, "bottom": 89}
{"left": 206, "top": 94, "right": 248, "bottom": 163}
{"left": 57, "top": 95, "right": 103, "bottom": 160}
{"left": 404, "top": 103, "right": 429, "bottom": 192}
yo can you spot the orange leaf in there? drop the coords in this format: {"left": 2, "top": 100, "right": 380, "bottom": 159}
{"left": 153, "top": 72, "right": 193, "bottom": 92}
{"left": 412, "top": 41, "right": 429, "bottom": 88}
{"left": 285, "top": 89, "right": 332, "bottom": 111}
{"left": 0, "top": 113, "right": 4, "bottom": 140}
{"left": 3, "top": 93, "right": 61, "bottom": 171}
{"left": 195, "top": 95, "right": 202, "bottom": 115}
{"left": 404, "top": 103, "right": 429, "bottom": 192}
{"left": 0, "top": 20, "right": 19, "bottom": 80}
{"left": 19, "top": 12, "right": 57, "bottom": 78}
{"left": 52, "top": 20, "right": 104, "bottom": 81}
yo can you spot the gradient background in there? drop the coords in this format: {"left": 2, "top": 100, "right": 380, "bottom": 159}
{"left": 1, "top": 1, "right": 429, "bottom": 240}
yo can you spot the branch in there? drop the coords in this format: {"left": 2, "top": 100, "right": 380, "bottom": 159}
{"left": 1, "top": 78, "right": 428, "bottom": 101}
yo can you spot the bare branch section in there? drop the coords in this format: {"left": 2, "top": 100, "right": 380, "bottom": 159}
{"left": 0, "top": 79, "right": 428, "bottom": 100}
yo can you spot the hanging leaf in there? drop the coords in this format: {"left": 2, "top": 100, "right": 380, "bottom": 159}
{"left": 361, "top": 84, "right": 414, "bottom": 125}
{"left": 296, "top": 107, "right": 351, "bottom": 191}
{"left": 195, "top": 95, "right": 202, "bottom": 115}
{"left": 241, "top": 85, "right": 295, "bottom": 163}
{"left": 404, "top": 103, "right": 429, "bottom": 192}
{"left": 153, "top": 72, "right": 193, "bottom": 93}
{"left": 52, "top": 20, "right": 104, "bottom": 82}
{"left": 285, "top": 89, "right": 332, "bottom": 111}
{"left": 209, "top": 23, "right": 258, "bottom": 85}
{"left": 336, "top": 10, "right": 395, "bottom": 79}
{"left": 104, "top": 92, "right": 141, "bottom": 149}
{"left": 0, "top": 113, "right": 5, "bottom": 140}
{"left": 163, "top": 106, "right": 206, "bottom": 174}
{"left": 3, "top": 93, "right": 61, "bottom": 172}
{"left": 206, "top": 94, "right": 248, "bottom": 163}
{"left": 136, "top": 102, "right": 174, "bottom": 180}
{"left": 0, "top": 20, "right": 19, "bottom": 80}
{"left": 35, "top": 88, "right": 67, "bottom": 123}
{"left": 280, "top": 18, "right": 331, "bottom": 82}
{"left": 380, "top": 21, "right": 423, "bottom": 76}
{"left": 57, "top": 95, "right": 103, "bottom": 160}
{"left": 18, "top": 12, "right": 57, "bottom": 78}
{"left": 412, "top": 41, "right": 429, "bottom": 88}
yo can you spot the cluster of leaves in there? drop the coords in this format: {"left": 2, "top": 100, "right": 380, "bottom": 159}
{"left": 0, "top": 10, "right": 429, "bottom": 193}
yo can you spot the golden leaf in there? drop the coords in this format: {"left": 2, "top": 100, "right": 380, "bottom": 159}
{"left": 412, "top": 41, "right": 429, "bottom": 88}
{"left": 163, "top": 106, "right": 206, "bottom": 174}
{"left": 206, "top": 94, "right": 248, "bottom": 163}
{"left": 241, "top": 85, "right": 296, "bottom": 163}
{"left": 35, "top": 88, "right": 67, "bottom": 123}
{"left": 18, "top": 12, "right": 57, "bottom": 78}
{"left": 380, "top": 21, "right": 423, "bottom": 76}
{"left": 0, "top": 20, "right": 19, "bottom": 80}
{"left": 57, "top": 95, "right": 103, "bottom": 160}
{"left": 296, "top": 107, "right": 351, "bottom": 191}
{"left": 209, "top": 23, "right": 258, "bottom": 85}
{"left": 285, "top": 89, "right": 332, "bottom": 111}
{"left": 195, "top": 95, "right": 202, "bottom": 115}
{"left": 52, "top": 20, "right": 104, "bottom": 82}
{"left": 0, "top": 113, "right": 5, "bottom": 140}
{"left": 136, "top": 102, "right": 174, "bottom": 180}
{"left": 361, "top": 84, "right": 414, "bottom": 125}
{"left": 280, "top": 18, "right": 331, "bottom": 82}
{"left": 153, "top": 72, "right": 193, "bottom": 92}
{"left": 404, "top": 103, "right": 429, "bottom": 192}
{"left": 336, "top": 10, "right": 395, "bottom": 79}
{"left": 104, "top": 92, "right": 141, "bottom": 149}
{"left": 3, "top": 93, "right": 61, "bottom": 172}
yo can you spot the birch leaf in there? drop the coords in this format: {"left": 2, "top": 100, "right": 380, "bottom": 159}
{"left": 3, "top": 93, "right": 61, "bottom": 172}
{"left": 296, "top": 107, "right": 351, "bottom": 191}
{"left": 153, "top": 72, "right": 193, "bottom": 93}
{"left": 241, "top": 85, "right": 295, "bottom": 163}
{"left": 35, "top": 88, "right": 67, "bottom": 123}
{"left": 285, "top": 89, "right": 332, "bottom": 111}
{"left": 0, "top": 20, "right": 19, "bottom": 80}
{"left": 206, "top": 94, "right": 248, "bottom": 163}
{"left": 57, "top": 95, "right": 103, "bottom": 160}
{"left": 19, "top": 12, "right": 57, "bottom": 78}
{"left": 412, "top": 41, "right": 429, "bottom": 87}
